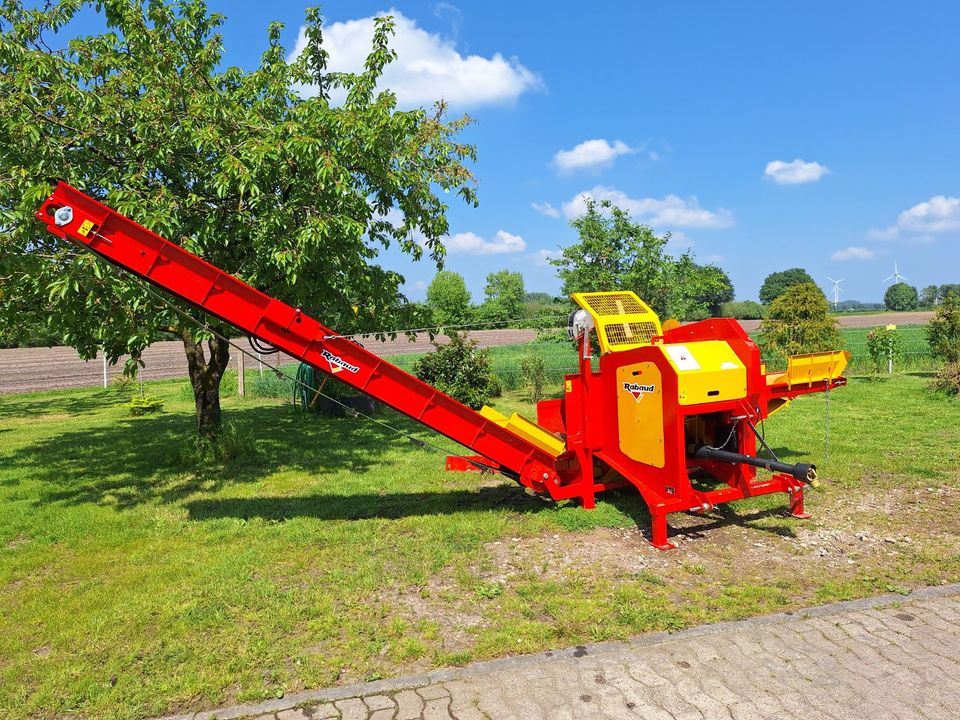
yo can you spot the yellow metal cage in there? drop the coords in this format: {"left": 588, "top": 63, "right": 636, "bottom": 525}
{"left": 571, "top": 291, "right": 663, "bottom": 354}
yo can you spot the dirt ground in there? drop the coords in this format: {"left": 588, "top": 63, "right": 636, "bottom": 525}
{"left": 0, "top": 311, "right": 932, "bottom": 395}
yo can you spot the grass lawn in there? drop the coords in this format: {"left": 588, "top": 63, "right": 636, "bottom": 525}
{"left": 1, "top": 366, "right": 959, "bottom": 719}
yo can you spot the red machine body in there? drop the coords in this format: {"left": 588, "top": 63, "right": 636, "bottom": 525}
{"left": 36, "top": 183, "right": 848, "bottom": 549}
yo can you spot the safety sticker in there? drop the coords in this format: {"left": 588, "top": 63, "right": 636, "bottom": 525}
{"left": 77, "top": 219, "right": 94, "bottom": 237}
{"left": 665, "top": 344, "right": 701, "bottom": 371}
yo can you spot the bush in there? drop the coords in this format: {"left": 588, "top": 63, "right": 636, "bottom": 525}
{"left": 127, "top": 395, "right": 164, "bottom": 416}
{"left": 927, "top": 294, "right": 960, "bottom": 364}
{"left": 720, "top": 300, "right": 765, "bottom": 320}
{"left": 865, "top": 326, "right": 902, "bottom": 375}
{"left": 931, "top": 362, "right": 960, "bottom": 397}
{"left": 759, "top": 283, "right": 842, "bottom": 361}
{"left": 413, "top": 333, "right": 496, "bottom": 410}
{"left": 519, "top": 351, "right": 546, "bottom": 403}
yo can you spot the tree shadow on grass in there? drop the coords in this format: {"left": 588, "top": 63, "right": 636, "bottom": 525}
{"left": 0, "top": 390, "right": 127, "bottom": 420}
{"left": 185, "top": 482, "right": 548, "bottom": 523}
{"left": 11, "top": 403, "right": 453, "bottom": 510}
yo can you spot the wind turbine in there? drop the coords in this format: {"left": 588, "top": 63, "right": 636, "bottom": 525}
{"left": 827, "top": 277, "right": 844, "bottom": 308}
{"left": 883, "top": 261, "right": 908, "bottom": 285}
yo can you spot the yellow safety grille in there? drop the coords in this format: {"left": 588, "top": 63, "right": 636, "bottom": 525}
{"left": 579, "top": 293, "right": 647, "bottom": 317}
{"left": 570, "top": 291, "right": 663, "bottom": 354}
{"left": 604, "top": 321, "right": 660, "bottom": 347}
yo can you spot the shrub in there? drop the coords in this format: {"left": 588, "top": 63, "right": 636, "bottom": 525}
{"left": 519, "top": 351, "right": 546, "bottom": 403}
{"left": 127, "top": 395, "right": 164, "bottom": 416}
{"left": 720, "top": 300, "right": 765, "bottom": 320}
{"left": 413, "top": 333, "right": 496, "bottom": 410}
{"left": 931, "top": 362, "right": 960, "bottom": 398}
{"left": 759, "top": 283, "right": 842, "bottom": 361}
{"left": 865, "top": 326, "right": 902, "bottom": 375}
{"left": 927, "top": 294, "right": 960, "bottom": 364}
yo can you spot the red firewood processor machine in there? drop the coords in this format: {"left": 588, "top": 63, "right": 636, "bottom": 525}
{"left": 37, "top": 183, "right": 850, "bottom": 549}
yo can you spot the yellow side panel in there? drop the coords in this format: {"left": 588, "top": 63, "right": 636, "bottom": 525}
{"left": 504, "top": 412, "right": 566, "bottom": 457}
{"left": 480, "top": 405, "right": 509, "bottom": 426}
{"left": 660, "top": 341, "right": 747, "bottom": 406}
{"left": 616, "top": 362, "right": 664, "bottom": 468}
{"left": 479, "top": 406, "right": 565, "bottom": 457}
{"left": 571, "top": 291, "right": 663, "bottom": 354}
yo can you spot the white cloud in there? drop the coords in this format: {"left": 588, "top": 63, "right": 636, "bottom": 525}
{"left": 553, "top": 139, "right": 637, "bottom": 172}
{"left": 446, "top": 229, "right": 526, "bottom": 255}
{"left": 290, "top": 9, "right": 540, "bottom": 107}
{"left": 868, "top": 194, "right": 960, "bottom": 241}
{"left": 561, "top": 186, "right": 734, "bottom": 228}
{"left": 764, "top": 159, "right": 831, "bottom": 185}
{"left": 866, "top": 226, "right": 899, "bottom": 241}
{"left": 831, "top": 246, "right": 874, "bottom": 261}
{"left": 533, "top": 248, "right": 562, "bottom": 266}
{"left": 896, "top": 195, "right": 960, "bottom": 233}
{"left": 531, "top": 202, "right": 561, "bottom": 219}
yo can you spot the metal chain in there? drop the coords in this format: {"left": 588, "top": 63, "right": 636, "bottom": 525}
{"left": 704, "top": 418, "right": 739, "bottom": 451}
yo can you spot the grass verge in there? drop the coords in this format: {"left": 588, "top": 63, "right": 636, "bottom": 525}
{"left": 0, "top": 367, "right": 958, "bottom": 719}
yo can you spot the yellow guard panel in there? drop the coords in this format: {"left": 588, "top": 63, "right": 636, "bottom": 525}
{"left": 571, "top": 291, "right": 663, "bottom": 354}
{"left": 660, "top": 341, "right": 747, "bottom": 406}
{"left": 616, "top": 362, "right": 665, "bottom": 467}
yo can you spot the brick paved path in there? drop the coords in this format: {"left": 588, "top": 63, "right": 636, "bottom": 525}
{"left": 160, "top": 584, "right": 960, "bottom": 720}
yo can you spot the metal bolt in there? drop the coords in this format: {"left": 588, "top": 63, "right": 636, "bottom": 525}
{"left": 542, "top": 472, "right": 549, "bottom": 480}
{"left": 54, "top": 206, "right": 73, "bottom": 226}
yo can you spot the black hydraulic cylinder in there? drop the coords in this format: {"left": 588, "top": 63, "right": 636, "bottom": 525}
{"left": 689, "top": 444, "right": 817, "bottom": 483}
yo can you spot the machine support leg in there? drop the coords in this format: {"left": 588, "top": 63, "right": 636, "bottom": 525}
{"left": 581, "top": 489, "right": 596, "bottom": 509}
{"left": 788, "top": 485, "right": 811, "bottom": 520}
{"left": 650, "top": 512, "right": 677, "bottom": 551}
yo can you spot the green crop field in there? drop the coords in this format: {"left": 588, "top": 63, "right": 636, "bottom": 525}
{"left": 1, "top": 357, "right": 958, "bottom": 719}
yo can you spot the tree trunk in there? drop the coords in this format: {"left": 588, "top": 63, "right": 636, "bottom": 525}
{"left": 181, "top": 331, "right": 230, "bottom": 438}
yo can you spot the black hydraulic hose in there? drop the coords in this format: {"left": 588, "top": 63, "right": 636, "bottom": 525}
{"left": 688, "top": 444, "right": 818, "bottom": 483}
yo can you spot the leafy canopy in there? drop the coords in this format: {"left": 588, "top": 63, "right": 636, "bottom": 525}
{"left": 550, "top": 199, "right": 733, "bottom": 321}
{"left": 425, "top": 270, "right": 472, "bottom": 326}
{"left": 883, "top": 282, "right": 919, "bottom": 311}
{"left": 758, "top": 268, "right": 817, "bottom": 305}
{"left": 480, "top": 270, "right": 525, "bottom": 322}
{"left": 0, "top": 0, "right": 476, "bottom": 364}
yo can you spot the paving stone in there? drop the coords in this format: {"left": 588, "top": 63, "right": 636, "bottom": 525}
{"left": 334, "top": 697, "right": 369, "bottom": 720}
{"left": 299, "top": 702, "right": 338, "bottom": 719}
{"left": 363, "top": 696, "right": 395, "bottom": 712}
{"left": 415, "top": 685, "right": 450, "bottom": 701}
{"left": 393, "top": 690, "right": 424, "bottom": 720}
{"left": 276, "top": 709, "right": 311, "bottom": 720}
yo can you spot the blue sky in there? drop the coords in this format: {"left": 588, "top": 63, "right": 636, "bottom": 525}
{"left": 72, "top": 2, "right": 960, "bottom": 304}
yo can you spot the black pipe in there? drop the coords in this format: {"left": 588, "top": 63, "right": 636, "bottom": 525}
{"left": 688, "top": 444, "right": 817, "bottom": 483}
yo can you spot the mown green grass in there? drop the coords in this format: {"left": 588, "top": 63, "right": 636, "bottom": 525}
{"left": 1, "top": 363, "right": 958, "bottom": 719}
